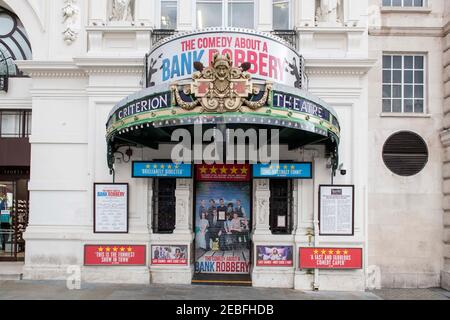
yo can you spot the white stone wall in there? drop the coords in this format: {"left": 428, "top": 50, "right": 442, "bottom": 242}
{"left": 368, "top": 0, "right": 444, "bottom": 288}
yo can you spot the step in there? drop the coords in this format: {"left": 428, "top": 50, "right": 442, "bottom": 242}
{"left": 0, "top": 262, "right": 24, "bottom": 281}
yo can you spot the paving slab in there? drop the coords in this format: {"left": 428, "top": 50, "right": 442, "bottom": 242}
{"left": 0, "top": 280, "right": 448, "bottom": 300}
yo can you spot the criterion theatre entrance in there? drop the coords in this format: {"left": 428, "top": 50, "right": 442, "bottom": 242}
{"left": 192, "top": 164, "right": 252, "bottom": 285}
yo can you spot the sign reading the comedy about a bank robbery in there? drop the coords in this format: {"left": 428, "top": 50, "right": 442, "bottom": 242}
{"left": 147, "top": 29, "right": 303, "bottom": 89}
{"left": 84, "top": 245, "right": 146, "bottom": 266}
{"left": 319, "top": 185, "right": 355, "bottom": 236}
{"left": 94, "top": 183, "right": 128, "bottom": 233}
{"left": 132, "top": 162, "right": 192, "bottom": 178}
{"left": 253, "top": 163, "right": 313, "bottom": 179}
{"left": 299, "top": 248, "right": 363, "bottom": 270}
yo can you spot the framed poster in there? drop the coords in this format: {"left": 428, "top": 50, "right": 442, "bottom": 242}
{"left": 84, "top": 245, "right": 146, "bottom": 266}
{"left": 256, "top": 246, "right": 293, "bottom": 267}
{"left": 151, "top": 245, "right": 188, "bottom": 266}
{"left": 94, "top": 183, "right": 129, "bottom": 234}
{"left": 319, "top": 185, "right": 355, "bottom": 236}
{"left": 299, "top": 248, "right": 363, "bottom": 270}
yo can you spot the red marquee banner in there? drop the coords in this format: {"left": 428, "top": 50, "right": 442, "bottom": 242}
{"left": 196, "top": 164, "right": 251, "bottom": 182}
{"left": 84, "top": 245, "right": 146, "bottom": 266}
{"left": 299, "top": 248, "right": 363, "bottom": 270}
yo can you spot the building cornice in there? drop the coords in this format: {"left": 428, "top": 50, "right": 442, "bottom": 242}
{"left": 305, "top": 58, "right": 377, "bottom": 76}
{"left": 369, "top": 26, "right": 443, "bottom": 37}
{"left": 74, "top": 57, "right": 145, "bottom": 75}
{"left": 14, "top": 61, "right": 86, "bottom": 78}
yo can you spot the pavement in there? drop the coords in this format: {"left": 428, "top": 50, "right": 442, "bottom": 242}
{"left": 0, "top": 280, "right": 448, "bottom": 300}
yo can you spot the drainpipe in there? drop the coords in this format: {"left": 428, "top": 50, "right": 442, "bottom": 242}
{"left": 312, "top": 152, "right": 320, "bottom": 291}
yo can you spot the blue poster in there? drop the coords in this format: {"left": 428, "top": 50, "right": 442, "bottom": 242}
{"left": 132, "top": 162, "right": 192, "bottom": 178}
{"left": 194, "top": 182, "right": 251, "bottom": 275}
{"left": 253, "top": 163, "right": 312, "bottom": 179}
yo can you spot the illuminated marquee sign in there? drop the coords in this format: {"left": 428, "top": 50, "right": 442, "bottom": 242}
{"left": 147, "top": 28, "right": 304, "bottom": 89}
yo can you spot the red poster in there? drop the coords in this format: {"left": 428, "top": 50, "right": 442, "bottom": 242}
{"left": 84, "top": 245, "right": 146, "bottom": 266}
{"left": 196, "top": 164, "right": 251, "bottom": 182}
{"left": 299, "top": 248, "right": 363, "bottom": 270}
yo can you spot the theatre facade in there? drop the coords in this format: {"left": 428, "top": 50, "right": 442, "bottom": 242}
{"left": 1, "top": 0, "right": 446, "bottom": 291}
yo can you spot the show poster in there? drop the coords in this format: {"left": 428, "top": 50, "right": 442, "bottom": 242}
{"left": 94, "top": 183, "right": 128, "bottom": 233}
{"left": 151, "top": 245, "right": 188, "bottom": 266}
{"left": 194, "top": 181, "right": 251, "bottom": 275}
{"left": 319, "top": 185, "right": 354, "bottom": 236}
{"left": 147, "top": 29, "right": 303, "bottom": 89}
{"left": 84, "top": 245, "right": 146, "bottom": 266}
{"left": 256, "top": 246, "right": 293, "bottom": 267}
{"left": 299, "top": 248, "right": 363, "bottom": 270}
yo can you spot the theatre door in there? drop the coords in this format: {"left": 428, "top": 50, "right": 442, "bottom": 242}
{"left": 193, "top": 164, "right": 252, "bottom": 285}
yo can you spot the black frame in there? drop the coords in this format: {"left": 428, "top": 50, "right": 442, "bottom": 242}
{"left": 93, "top": 183, "right": 129, "bottom": 234}
{"left": 252, "top": 162, "right": 313, "bottom": 180}
{"left": 269, "top": 178, "right": 294, "bottom": 235}
{"left": 318, "top": 185, "right": 355, "bottom": 236}
{"left": 152, "top": 178, "right": 177, "bottom": 234}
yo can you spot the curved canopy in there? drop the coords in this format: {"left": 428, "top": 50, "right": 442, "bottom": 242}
{"left": 106, "top": 29, "right": 340, "bottom": 172}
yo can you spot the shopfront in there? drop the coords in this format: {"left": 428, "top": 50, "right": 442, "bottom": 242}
{"left": 104, "top": 28, "right": 344, "bottom": 286}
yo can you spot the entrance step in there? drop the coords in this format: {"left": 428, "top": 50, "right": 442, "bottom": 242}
{"left": 0, "top": 262, "right": 24, "bottom": 281}
{"left": 192, "top": 274, "right": 252, "bottom": 287}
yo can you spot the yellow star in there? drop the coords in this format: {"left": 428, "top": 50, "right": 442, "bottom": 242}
{"left": 113, "top": 247, "right": 118, "bottom": 252}
{"left": 329, "top": 250, "right": 334, "bottom": 255}
{"left": 146, "top": 165, "right": 150, "bottom": 169}
{"left": 231, "top": 167, "right": 238, "bottom": 174}
{"left": 200, "top": 166, "right": 208, "bottom": 174}
{"left": 106, "top": 247, "right": 111, "bottom": 252}
{"left": 321, "top": 250, "right": 327, "bottom": 255}
{"left": 291, "top": 165, "right": 295, "bottom": 170}
{"left": 98, "top": 247, "right": 104, "bottom": 252}
{"left": 343, "top": 250, "right": 349, "bottom": 255}
{"left": 221, "top": 167, "right": 228, "bottom": 174}
{"left": 336, "top": 250, "right": 341, "bottom": 255}
{"left": 127, "top": 247, "right": 133, "bottom": 252}
{"left": 153, "top": 165, "right": 158, "bottom": 169}
{"left": 160, "top": 164, "right": 165, "bottom": 169}
{"left": 120, "top": 247, "right": 125, "bottom": 252}
{"left": 277, "top": 165, "right": 281, "bottom": 170}
{"left": 313, "top": 250, "right": 319, "bottom": 255}
{"left": 241, "top": 167, "right": 248, "bottom": 175}
{"left": 210, "top": 166, "right": 218, "bottom": 174}
{"left": 167, "top": 164, "right": 172, "bottom": 169}
{"left": 284, "top": 165, "right": 288, "bottom": 170}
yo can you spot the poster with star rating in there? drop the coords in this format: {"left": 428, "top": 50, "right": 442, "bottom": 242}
{"left": 84, "top": 245, "right": 146, "bottom": 266}
{"left": 299, "top": 248, "right": 363, "bottom": 269}
{"left": 132, "top": 162, "right": 192, "bottom": 178}
{"left": 196, "top": 164, "right": 251, "bottom": 182}
{"left": 253, "top": 163, "right": 313, "bottom": 179}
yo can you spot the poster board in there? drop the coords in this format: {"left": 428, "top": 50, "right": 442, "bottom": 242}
{"left": 319, "top": 185, "right": 354, "bottom": 236}
{"left": 94, "top": 183, "right": 129, "bottom": 234}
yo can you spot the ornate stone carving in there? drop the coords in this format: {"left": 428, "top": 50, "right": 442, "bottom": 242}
{"left": 171, "top": 53, "right": 273, "bottom": 113}
{"left": 62, "top": 0, "right": 80, "bottom": 45}
{"left": 176, "top": 198, "right": 187, "bottom": 226}
{"left": 110, "top": 0, "right": 134, "bottom": 22}
{"left": 315, "top": 0, "right": 343, "bottom": 25}
{"left": 257, "top": 198, "right": 269, "bottom": 225}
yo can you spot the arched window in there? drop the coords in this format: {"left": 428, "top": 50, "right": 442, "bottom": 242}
{"left": 0, "top": 7, "right": 32, "bottom": 77}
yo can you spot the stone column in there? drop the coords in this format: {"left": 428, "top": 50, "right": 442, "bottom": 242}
{"left": 174, "top": 179, "right": 193, "bottom": 235}
{"left": 441, "top": 130, "right": 450, "bottom": 290}
{"left": 253, "top": 179, "right": 271, "bottom": 236}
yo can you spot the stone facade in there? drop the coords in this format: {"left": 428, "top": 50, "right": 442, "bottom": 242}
{"left": 0, "top": 0, "right": 447, "bottom": 291}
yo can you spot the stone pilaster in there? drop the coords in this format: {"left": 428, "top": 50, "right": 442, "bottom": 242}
{"left": 253, "top": 179, "right": 271, "bottom": 236}
{"left": 441, "top": 129, "right": 450, "bottom": 290}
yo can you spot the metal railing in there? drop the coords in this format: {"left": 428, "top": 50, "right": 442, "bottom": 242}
{"left": 0, "top": 76, "right": 8, "bottom": 92}
{"left": 151, "top": 29, "right": 178, "bottom": 46}
{"left": 271, "top": 30, "right": 298, "bottom": 50}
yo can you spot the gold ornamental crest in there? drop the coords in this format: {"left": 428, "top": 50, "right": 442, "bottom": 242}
{"left": 171, "top": 53, "right": 273, "bottom": 113}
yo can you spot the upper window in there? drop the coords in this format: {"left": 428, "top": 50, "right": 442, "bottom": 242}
{"left": 273, "top": 0, "right": 290, "bottom": 30}
{"left": 382, "top": 0, "right": 426, "bottom": 7}
{"left": 0, "top": 110, "right": 32, "bottom": 138}
{"left": 382, "top": 54, "right": 425, "bottom": 113}
{"left": 161, "top": 0, "right": 177, "bottom": 30}
{"left": 0, "top": 7, "right": 32, "bottom": 77}
{"left": 196, "top": 0, "right": 255, "bottom": 29}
